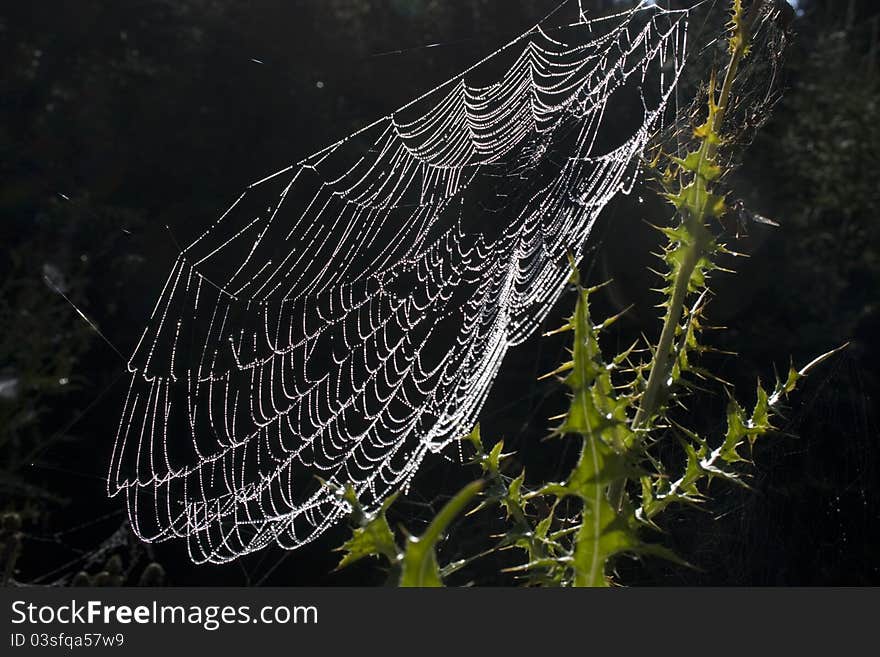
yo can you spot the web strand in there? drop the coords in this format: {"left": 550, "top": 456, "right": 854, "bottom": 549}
{"left": 109, "top": 2, "right": 689, "bottom": 564}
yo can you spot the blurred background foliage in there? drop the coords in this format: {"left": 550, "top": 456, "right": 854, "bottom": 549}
{"left": 0, "top": 0, "right": 877, "bottom": 585}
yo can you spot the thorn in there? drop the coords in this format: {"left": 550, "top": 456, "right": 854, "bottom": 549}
{"left": 595, "top": 304, "right": 634, "bottom": 331}
{"left": 585, "top": 279, "right": 613, "bottom": 294}
{"left": 542, "top": 323, "right": 572, "bottom": 337}
{"left": 538, "top": 361, "right": 574, "bottom": 381}
{"left": 798, "top": 342, "right": 850, "bottom": 377}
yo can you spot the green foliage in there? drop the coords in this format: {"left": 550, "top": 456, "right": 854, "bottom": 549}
{"left": 399, "top": 481, "right": 484, "bottom": 587}
{"left": 336, "top": 268, "right": 839, "bottom": 585}
{"left": 335, "top": 481, "right": 483, "bottom": 587}
{"left": 546, "top": 277, "right": 641, "bottom": 587}
{"left": 335, "top": 489, "right": 400, "bottom": 570}
{"left": 331, "top": 0, "right": 845, "bottom": 587}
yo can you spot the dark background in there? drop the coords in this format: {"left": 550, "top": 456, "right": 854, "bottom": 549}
{"left": 1, "top": 0, "right": 878, "bottom": 586}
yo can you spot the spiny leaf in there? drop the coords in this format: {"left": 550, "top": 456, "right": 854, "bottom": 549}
{"left": 769, "top": 344, "right": 849, "bottom": 405}
{"left": 572, "top": 482, "right": 639, "bottom": 587}
{"left": 335, "top": 492, "right": 400, "bottom": 570}
{"left": 673, "top": 150, "right": 722, "bottom": 182}
{"left": 728, "top": 0, "right": 750, "bottom": 55}
{"left": 720, "top": 399, "right": 750, "bottom": 463}
{"left": 694, "top": 120, "right": 723, "bottom": 146}
{"left": 464, "top": 423, "right": 483, "bottom": 454}
{"left": 485, "top": 439, "right": 505, "bottom": 475}
{"left": 399, "top": 480, "right": 484, "bottom": 587}
{"left": 681, "top": 436, "right": 709, "bottom": 495}
{"left": 750, "top": 383, "right": 771, "bottom": 439}
{"left": 502, "top": 470, "right": 526, "bottom": 520}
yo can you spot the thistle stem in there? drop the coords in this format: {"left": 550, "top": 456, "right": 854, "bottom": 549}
{"left": 633, "top": 0, "right": 764, "bottom": 430}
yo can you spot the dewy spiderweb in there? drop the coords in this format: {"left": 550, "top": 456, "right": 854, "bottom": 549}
{"left": 110, "top": 1, "right": 689, "bottom": 563}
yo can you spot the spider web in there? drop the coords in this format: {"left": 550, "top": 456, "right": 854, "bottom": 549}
{"left": 109, "top": 0, "right": 689, "bottom": 564}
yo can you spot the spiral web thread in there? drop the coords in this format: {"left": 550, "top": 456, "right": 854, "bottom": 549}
{"left": 109, "top": 0, "right": 689, "bottom": 563}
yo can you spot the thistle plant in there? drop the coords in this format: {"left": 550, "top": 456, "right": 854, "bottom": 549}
{"left": 335, "top": 0, "right": 844, "bottom": 587}
{"left": 334, "top": 481, "right": 483, "bottom": 587}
